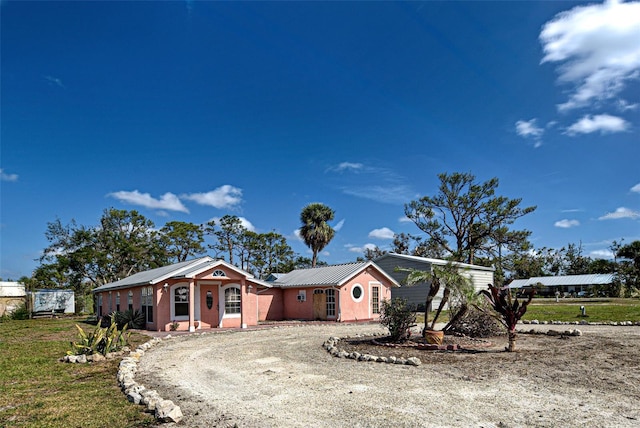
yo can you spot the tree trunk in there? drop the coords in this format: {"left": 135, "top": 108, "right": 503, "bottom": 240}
{"left": 507, "top": 330, "right": 517, "bottom": 352}
{"left": 430, "top": 287, "right": 450, "bottom": 330}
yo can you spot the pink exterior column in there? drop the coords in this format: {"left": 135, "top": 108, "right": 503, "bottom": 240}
{"left": 241, "top": 278, "right": 247, "bottom": 329}
{"left": 188, "top": 279, "right": 196, "bottom": 332}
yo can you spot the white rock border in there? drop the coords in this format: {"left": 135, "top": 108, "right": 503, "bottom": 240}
{"left": 323, "top": 334, "right": 422, "bottom": 366}
{"left": 116, "top": 335, "right": 183, "bottom": 424}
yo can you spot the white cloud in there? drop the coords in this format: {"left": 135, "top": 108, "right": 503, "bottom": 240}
{"left": 334, "top": 219, "right": 345, "bottom": 232}
{"left": 331, "top": 162, "right": 364, "bottom": 172}
{"left": 44, "top": 75, "right": 65, "bottom": 88}
{"left": 398, "top": 216, "right": 412, "bottom": 223}
{"left": 0, "top": 169, "right": 18, "bottom": 182}
{"left": 554, "top": 219, "right": 580, "bottom": 228}
{"left": 589, "top": 249, "right": 615, "bottom": 259}
{"left": 565, "top": 114, "right": 629, "bottom": 135}
{"left": 540, "top": 0, "right": 640, "bottom": 112}
{"left": 342, "top": 184, "right": 414, "bottom": 205}
{"left": 108, "top": 190, "right": 189, "bottom": 213}
{"left": 347, "top": 243, "right": 377, "bottom": 254}
{"left": 598, "top": 207, "right": 640, "bottom": 220}
{"left": 182, "top": 185, "right": 243, "bottom": 209}
{"left": 208, "top": 216, "right": 256, "bottom": 232}
{"left": 368, "top": 227, "right": 395, "bottom": 240}
{"left": 516, "top": 119, "right": 544, "bottom": 137}
{"left": 631, "top": 183, "right": 640, "bottom": 193}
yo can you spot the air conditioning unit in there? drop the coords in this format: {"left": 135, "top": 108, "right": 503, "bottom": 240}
{"left": 297, "top": 293, "right": 306, "bottom": 302}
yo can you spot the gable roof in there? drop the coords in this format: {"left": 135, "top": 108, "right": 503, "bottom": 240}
{"left": 374, "top": 253, "right": 495, "bottom": 272}
{"left": 92, "top": 257, "right": 255, "bottom": 292}
{"left": 508, "top": 274, "right": 615, "bottom": 288}
{"left": 273, "top": 261, "right": 400, "bottom": 288}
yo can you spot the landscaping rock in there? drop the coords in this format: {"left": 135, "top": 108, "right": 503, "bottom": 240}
{"left": 406, "top": 357, "right": 421, "bottom": 366}
{"left": 155, "top": 400, "right": 183, "bottom": 423}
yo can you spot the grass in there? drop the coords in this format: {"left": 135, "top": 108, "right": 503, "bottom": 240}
{"left": 413, "top": 298, "right": 640, "bottom": 326}
{"left": 0, "top": 317, "right": 154, "bottom": 428}
{"left": 522, "top": 297, "right": 640, "bottom": 323}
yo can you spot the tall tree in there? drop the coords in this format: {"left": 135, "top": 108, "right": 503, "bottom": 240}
{"left": 160, "top": 221, "right": 206, "bottom": 262}
{"left": 299, "top": 203, "right": 335, "bottom": 267}
{"left": 39, "top": 208, "right": 167, "bottom": 289}
{"left": 405, "top": 172, "right": 536, "bottom": 265}
{"left": 204, "top": 215, "right": 246, "bottom": 264}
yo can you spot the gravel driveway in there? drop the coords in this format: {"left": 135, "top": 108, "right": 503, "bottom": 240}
{"left": 136, "top": 323, "right": 640, "bottom": 428}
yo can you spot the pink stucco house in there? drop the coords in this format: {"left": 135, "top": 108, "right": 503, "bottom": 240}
{"left": 93, "top": 256, "right": 399, "bottom": 331}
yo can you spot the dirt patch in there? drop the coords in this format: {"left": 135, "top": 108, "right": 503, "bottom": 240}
{"left": 137, "top": 324, "right": 640, "bottom": 428}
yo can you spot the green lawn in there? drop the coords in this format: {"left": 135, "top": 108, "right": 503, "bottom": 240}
{"left": 414, "top": 298, "right": 640, "bottom": 325}
{"left": 0, "top": 317, "right": 154, "bottom": 428}
{"left": 522, "top": 297, "right": 640, "bottom": 323}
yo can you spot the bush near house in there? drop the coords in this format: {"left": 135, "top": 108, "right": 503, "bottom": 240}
{"left": 0, "top": 317, "right": 154, "bottom": 427}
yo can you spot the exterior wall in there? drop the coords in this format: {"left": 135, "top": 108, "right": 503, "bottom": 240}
{"left": 0, "top": 297, "right": 26, "bottom": 317}
{"left": 31, "top": 290, "right": 75, "bottom": 313}
{"left": 378, "top": 255, "right": 494, "bottom": 309}
{"left": 339, "top": 270, "right": 392, "bottom": 322}
{"left": 282, "top": 288, "right": 314, "bottom": 320}
{"left": 257, "top": 288, "right": 284, "bottom": 321}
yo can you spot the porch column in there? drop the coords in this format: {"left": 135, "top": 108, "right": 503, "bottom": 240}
{"left": 241, "top": 278, "right": 247, "bottom": 329}
{"left": 188, "top": 279, "right": 196, "bottom": 332}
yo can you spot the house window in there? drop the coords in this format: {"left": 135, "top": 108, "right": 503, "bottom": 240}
{"left": 141, "top": 286, "right": 153, "bottom": 323}
{"left": 174, "top": 286, "right": 189, "bottom": 317}
{"left": 224, "top": 287, "right": 241, "bottom": 314}
{"left": 108, "top": 292, "right": 112, "bottom": 313}
{"left": 351, "top": 284, "right": 364, "bottom": 303}
{"left": 212, "top": 270, "right": 226, "bottom": 277}
{"left": 372, "top": 286, "right": 380, "bottom": 314}
{"left": 97, "top": 294, "right": 103, "bottom": 317}
{"left": 325, "top": 289, "right": 335, "bottom": 317}
{"left": 128, "top": 291, "right": 133, "bottom": 311}
{"left": 116, "top": 292, "right": 120, "bottom": 312}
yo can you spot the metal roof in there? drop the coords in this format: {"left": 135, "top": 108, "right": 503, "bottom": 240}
{"left": 374, "top": 253, "right": 495, "bottom": 272}
{"left": 93, "top": 256, "right": 216, "bottom": 292}
{"left": 273, "top": 261, "right": 400, "bottom": 288}
{"left": 508, "top": 274, "right": 614, "bottom": 288}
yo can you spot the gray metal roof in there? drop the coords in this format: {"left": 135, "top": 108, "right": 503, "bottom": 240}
{"left": 93, "top": 256, "right": 215, "bottom": 292}
{"left": 274, "top": 261, "right": 399, "bottom": 288}
{"left": 508, "top": 274, "right": 614, "bottom": 288}
{"left": 375, "top": 253, "right": 495, "bottom": 272}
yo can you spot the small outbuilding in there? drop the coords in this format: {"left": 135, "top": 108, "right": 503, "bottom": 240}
{"left": 0, "top": 281, "right": 27, "bottom": 317}
{"left": 508, "top": 274, "right": 615, "bottom": 297}
{"left": 374, "top": 253, "right": 495, "bottom": 309}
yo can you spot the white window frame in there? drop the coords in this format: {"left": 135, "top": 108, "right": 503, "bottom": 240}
{"left": 142, "top": 286, "right": 153, "bottom": 323}
{"left": 170, "top": 283, "right": 189, "bottom": 321}
{"left": 128, "top": 290, "right": 133, "bottom": 311}
{"left": 351, "top": 283, "right": 364, "bottom": 303}
{"left": 371, "top": 283, "right": 380, "bottom": 315}
{"left": 115, "top": 292, "right": 120, "bottom": 312}
{"left": 326, "top": 288, "right": 336, "bottom": 318}
{"left": 219, "top": 284, "right": 241, "bottom": 319}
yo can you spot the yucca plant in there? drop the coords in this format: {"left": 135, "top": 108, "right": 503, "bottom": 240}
{"left": 69, "top": 319, "right": 130, "bottom": 356}
{"left": 478, "top": 284, "right": 535, "bottom": 352}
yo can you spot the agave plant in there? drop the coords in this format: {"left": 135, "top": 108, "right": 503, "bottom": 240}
{"left": 478, "top": 284, "right": 535, "bottom": 352}
{"left": 69, "top": 319, "right": 130, "bottom": 356}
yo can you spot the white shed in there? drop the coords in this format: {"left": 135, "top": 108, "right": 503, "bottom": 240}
{"left": 0, "top": 281, "right": 27, "bottom": 317}
{"left": 374, "top": 253, "right": 495, "bottom": 309}
{"left": 30, "top": 289, "right": 75, "bottom": 314}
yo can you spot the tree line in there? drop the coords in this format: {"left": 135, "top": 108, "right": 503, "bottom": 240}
{"left": 17, "top": 171, "right": 640, "bottom": 307}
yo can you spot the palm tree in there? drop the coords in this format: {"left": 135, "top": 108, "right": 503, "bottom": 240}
{"left": 299, "top": 203, "right": 335, "bottom": 267}
{"left": 402, "top": 262, "right": 473, "bottom": 334}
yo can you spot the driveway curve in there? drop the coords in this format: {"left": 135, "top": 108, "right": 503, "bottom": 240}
{"left": 136, "top": 323, "right": 640, "bottom": 428}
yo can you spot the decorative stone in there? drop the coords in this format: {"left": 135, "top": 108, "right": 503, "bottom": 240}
{"left": 406, "top": 357, "right": 421, "bottom": 366}
{"left": 155, "top": 400, "right": 183, "bottom": 423}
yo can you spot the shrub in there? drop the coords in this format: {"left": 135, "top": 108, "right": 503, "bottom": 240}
{"left": 111, "top": 309, "right": 145, "bottom": 330}
{"left": 5, "top": 303, "right": 30, "bottom": 320}
{"left": 69, "top": 319, "right": 130, "bottom": 356}
{"left": 379, "top": 298, "right": 417, "bottom": 342}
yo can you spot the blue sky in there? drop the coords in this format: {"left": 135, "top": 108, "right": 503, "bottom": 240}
{"left": 1, "top": 0, "right": 639, "bottom": 280}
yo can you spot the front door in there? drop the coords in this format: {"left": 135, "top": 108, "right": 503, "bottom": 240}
{"left": 313, "top": 289, "right": 326, "bottom": 320}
